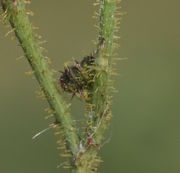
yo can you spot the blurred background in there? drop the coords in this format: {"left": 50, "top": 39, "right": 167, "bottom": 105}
{"left": 0, "top": 0, "right": 180, "bottom": 173}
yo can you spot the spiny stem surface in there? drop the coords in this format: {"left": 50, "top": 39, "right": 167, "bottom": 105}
{"left": 75, "top": 0, "right": 120, "bottom": 172}
{"left": 1, "top": 0, "right": 121, "bottom": 172}
{"left": 90, "top": 0, "right": 117, "bottom": 147}
{"left": 1, "top": 0, "right": 79, "bottom": 156}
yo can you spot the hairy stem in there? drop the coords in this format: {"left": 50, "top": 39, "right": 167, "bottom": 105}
{"left": 1, "top": 0, "right": 121, "bottom": 172}
{"left": 75, "top": 0, "right": 119, "bottom": 172}
{"left": 1, "top": 0, "right": 79, "bottom": 156}
{"left": 91, "top": 0, "right": 117, "bottom": 147}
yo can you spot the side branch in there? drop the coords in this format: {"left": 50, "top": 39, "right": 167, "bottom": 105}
{"left": 75, "top": 0, "right": 120, "bottom": 171}
{"left": 90, "top": 0, "right": 118, "bottom": 147}
{"left": 1, "top": 0, "right": 79, "bottom": 155}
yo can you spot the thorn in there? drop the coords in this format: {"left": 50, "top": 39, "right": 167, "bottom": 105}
{"left": 5, "top": 28, "right": 15, "bottom": 37}
{"left": 60, "top": 153, "right": 72, "bottom": 158}
{"left": 93, "top": 3, "right": 100, "bottom": 6}
{"left": 1, "top": 9, "right": 8, "bottom": 21}
{"left": 25, "top": 70, "right": 34, "bottom": 76}
{"left": 54, "top": 131, "right": 63, "bottom": 135}
{"left": 40, "top": 47, "right": 47, "bottom": 53}
{"left": 57, "top": 161, "right": 69, "bottom": 169}
{"left": 26, "top": 10, "right": 34, "bottom": 16}
{"left": 16, "top": 55, "right": 24, "bottom": 60}
{"left": 94, "top": 24, "right": 100, "bottom": 29}
{"left": 57, "top": 145, "right": 66, "bottom": 150}
{"left": 38, "top": 40, "right": 47, "bottom": 45}
{"left": 113, "top": 35, "right": 120, "bottom": 40}
{"left": 57, "top": 140, "right": 66, "bottom": 146}
{"left": 24, "top": 0, "right": 31, "bottom": 4}
{"left": 35, "top": 34, "right": 42, "bottom": 39}
{"left": 32, "top": 126, "right": 52, "bottom": 140}
{"left": 32, "top": 25, "right": 39, "bottom": 30}
{"left": 63, "top": 164, "right": 72, "bottom": 169}
{"left": 44, "top": 114, "right": 54, "bottom": 120}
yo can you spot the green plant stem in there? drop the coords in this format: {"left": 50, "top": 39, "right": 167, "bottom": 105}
{"left": 1, "top": 0, "right": 79, "bottom": 156}
{"left": 91, "top": 0, "right": 117, "bottom": 143}
{"left": 90, "top": 0, "right": 117, "bottom": 147}
{"left": 75, "top": 148, "right": 98, "bottom": 172}
{"left": 1, "top": 0, "right": 120, "bottom": 172}
{"left": 75, "top": 0, "right": 118, "bottom": 172}
{"left": 75, "top": 166, "right": 90, "bottom": 173}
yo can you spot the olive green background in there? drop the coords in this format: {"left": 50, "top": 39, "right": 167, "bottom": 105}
{"left": 0, "top": 0, "right": 180, "bottom": 173}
